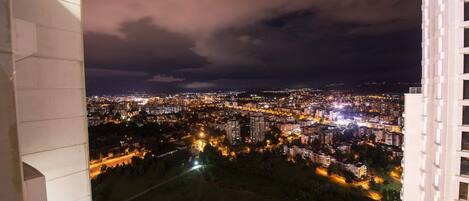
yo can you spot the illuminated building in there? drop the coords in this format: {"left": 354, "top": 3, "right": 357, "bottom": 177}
{"left": 300, "top": 134, "right": 313, "bottom": 144}
{"left": 279, "top": 123, "right": 301, "bottom": 135}
{"left": 344, "top": 163, "right": 367, "bottom": 179}
{"left": 250, "top": 113, "right": 266, "bottom": 143}
{"left": 1, "top": 1, "right": 91, "bottom": 201}
{"left": 373, "top": 129, "right": 385, "bottom": 143}
{"left": 402, "top": 1, "right": 468, "bottom": 201}
{"left": 225, "top": 119, "right": 241, "bottom": 144}
{"left": 320, "top": 131, "right": 334, "bottom": 146}
{"left": 310, "top": 152, "right": 333, "bottom": 168}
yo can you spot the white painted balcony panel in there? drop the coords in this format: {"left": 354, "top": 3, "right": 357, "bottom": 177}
{"left": 16, "top": 57, "right": 84, "bottom": 89}
{"left": 13, "top": 0, "right": 81, "bottom": 32}
{"left": 22, "top": 144, "right": 88, "bottom": 181}
{"left": 14, "top": 18, "right": 37, "bottom": 61}
{"left": 45, "top": 170, "right": 90, "bottom": 201}
{"left": 17, "top": 89, "right": 86, "bottom": 122}
{"left": 18, "top": 117, "right": 87, "bottom": 155}
{"left": 35, "top": 26, "right": 83, "bottom": 61}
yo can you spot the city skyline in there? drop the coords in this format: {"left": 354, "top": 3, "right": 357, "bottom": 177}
{"left": 1, "top": 1, "right": 441, "bottom": 201}
{"left": 83, "top": 0, "right": 421, "bottom": 94}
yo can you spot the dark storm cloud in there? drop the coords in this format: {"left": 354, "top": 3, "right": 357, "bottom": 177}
{"left": 84, "top": 18, "right": 208, "bottom": 94}
{"left": 84, "top": 18, "right": 207, "bottom": 73}
{"left": 84, "top": 0, "right": 421, "bottom": 94}
{"left": 178, "top": 12, "right": 420, "bottom": 82}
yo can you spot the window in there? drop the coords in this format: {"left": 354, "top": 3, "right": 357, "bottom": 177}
{"left": 466, "top": 2, "right": 469, "bottom": 21}
{"left": 465, "top": 55, "right": 469, "bottom": 74}
{"left": 466, "top": 29, "right": 469, "bottom": 47}
{"left": 464, "top": 106, "right": 469, "bottom": 125}
{"left": 461, "top": 157, "right": 469, "bottom": 176}
{"left": 461, "top": 182, "right": 469, "bottom": 200}
{"left": 465, "top": 81, "right": 469, "bottom": 99}
{"left": 463, "top": 132, "right": 469, "bottom": 151}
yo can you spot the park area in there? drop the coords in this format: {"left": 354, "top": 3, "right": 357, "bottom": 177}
{"left": 92, "top": 149, "right": 375, "bottom": 201}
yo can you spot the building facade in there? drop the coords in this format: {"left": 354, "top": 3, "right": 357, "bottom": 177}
{"left": 250, "top": 113, "right": 266, "bottom": 144}
{"left": 225, "top": 119, "right": 241, "bottom": 144}
{"left": 0, "top": 0, "right": 91, "bottom": 201}
{"left": 402, "top": 1, "right": 468, "bottom": 201}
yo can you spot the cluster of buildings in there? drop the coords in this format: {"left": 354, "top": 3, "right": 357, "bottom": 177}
{"left": 218, "top": 108, "right": 402, "bottom": 180}
{"left": 87, "top": 96, "right": 184, "bottom": 126}
{"left": 85, "top": 89, "right": 405, "bottom": 186}
{"left": 225, "top": 119, "right": 241, "bottom": 144}
{"left": 224, "top": 113, "right": 266, "bottom": 144}
{"left": 249, "top": 114, "right": 266, "bottom": 144}
{"left": 284, "top": 145, "right": 367, "bottom": 179}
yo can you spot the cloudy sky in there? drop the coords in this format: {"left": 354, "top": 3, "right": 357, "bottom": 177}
{"left": 83, "top": 0, "right": 421, "bottom": 94}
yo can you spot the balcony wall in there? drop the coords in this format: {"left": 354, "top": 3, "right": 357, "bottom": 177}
{"left": 12, "top": 0, "right": 91, "bottom": 201}
{"left": 0, "top": 0, "right": 24, "bottom": 200}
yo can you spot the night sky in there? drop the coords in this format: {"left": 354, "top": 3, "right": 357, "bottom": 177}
{"left": 83, "top": 0, "right": 421, "bottom": 95}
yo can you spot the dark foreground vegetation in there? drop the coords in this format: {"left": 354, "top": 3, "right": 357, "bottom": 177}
{"left": 92, "top": 146, "right": 373, "bottom": 201}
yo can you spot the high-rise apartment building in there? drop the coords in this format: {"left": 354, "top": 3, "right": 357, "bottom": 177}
{"left": 402, "top": 1, "right": 468, "bottom": 201}
{"left": 0, "top": 0, "right": 91, "bottom": 201}
{"left": 225, "top": 119, "right": 241, "bottom": 144}
{"left": 250, "top": 114, "right": 266, "bottom": 144}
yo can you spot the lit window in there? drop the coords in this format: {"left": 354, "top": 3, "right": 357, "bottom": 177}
{"left": 460, "top": 182, "right": 468, "bottom": 200}
{"left": 463, "top": 132, "right": 469, "bottom": 151}
{"left": 461, "top": 157, "right": 469, "bottom": 176}
{"left": 463, "top": 106, "right": 469, "bottom": 125}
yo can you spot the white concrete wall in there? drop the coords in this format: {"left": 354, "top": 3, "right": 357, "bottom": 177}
{"left": 23, "top": 163, "right": 47, "bottom": 201}
{"left": 402, "top": 93, "right": 423, "bottom": 201}
{"left": 409, "top": 0, "right": 467, "bottom": 200}
{"left": 11, "top": 0, "right": 91, "bottom": 201}
{"left": 0, "top": 0, "right": 25, "bottom": 200}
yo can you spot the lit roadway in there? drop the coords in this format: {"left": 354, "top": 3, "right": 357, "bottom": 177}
{"left": 89, "top": 151, "right": 145, "bottom": 178}
{"left": 90, "top": 150, "right": 181, "bottom": 178}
